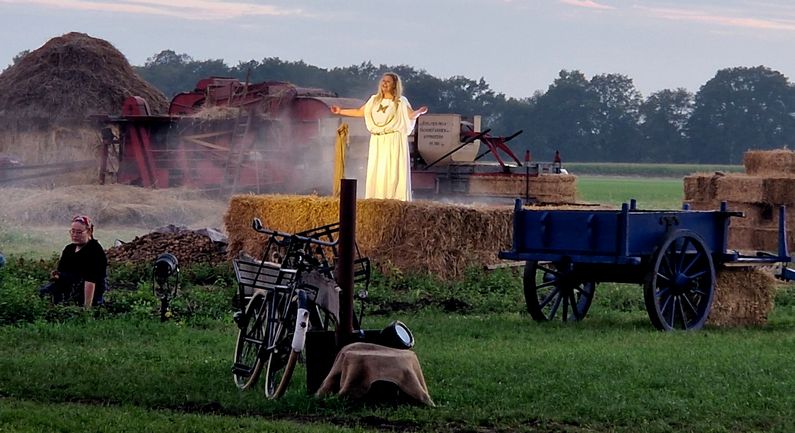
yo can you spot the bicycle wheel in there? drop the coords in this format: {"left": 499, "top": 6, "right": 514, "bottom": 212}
{"left": 262, "top": 289, "right": 298, "bottom": 399}
{"left": 263, "top": 283, "right": 336, "bottom": 399}
{"left": 232, "top": 290, "right": 268, "bottom": 389}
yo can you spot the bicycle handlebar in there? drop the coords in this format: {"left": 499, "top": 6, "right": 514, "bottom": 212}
{"left": 252, "top": 218, "right": 338, "bottom": 248}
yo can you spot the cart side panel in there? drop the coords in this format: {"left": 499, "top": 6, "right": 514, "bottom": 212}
{"left": 513, "top": 210, "right": 622, "bottom": 256}
{"left": 625, "top": 211, "right": 729, "bottom": 256}
{"left": 510, "top": 208, "right": 731, "bottom": 259}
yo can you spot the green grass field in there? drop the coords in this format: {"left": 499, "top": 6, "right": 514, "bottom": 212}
{"left": 576, "top": 176, "right": 685, "bottom": 209}
{"left": 3, "top": 172, "right": 794, "bottom": 433}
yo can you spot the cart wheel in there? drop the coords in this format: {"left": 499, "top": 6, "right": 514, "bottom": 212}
{"left": 643, "top": 230, "right": 715, "bottom": 331}
{"left": 232, "top": 291, "right": 268, "bottom": 390}
{"left": 523, "top": 261, "right": 595, "bottom": 322}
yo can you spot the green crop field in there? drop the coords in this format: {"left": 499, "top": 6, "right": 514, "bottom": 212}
{"left": 576, "top": 176, "right": 685, "bottom": 210}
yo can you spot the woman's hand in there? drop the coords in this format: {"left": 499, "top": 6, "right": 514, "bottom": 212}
{"left": 411, "top": 106, "right": 429, "bottom": 120}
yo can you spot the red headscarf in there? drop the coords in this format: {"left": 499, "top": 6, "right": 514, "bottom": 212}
{"left": 72, "top": 215, "right": 94, "bottom": 238}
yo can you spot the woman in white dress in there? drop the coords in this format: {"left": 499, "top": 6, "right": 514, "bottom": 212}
{"left": 330, "top": 73, "right": 428, "bottom": 201}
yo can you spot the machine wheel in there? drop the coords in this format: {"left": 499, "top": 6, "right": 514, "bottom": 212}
{"left": 643, "top": 230, "right": 715, "bottom": 331}
{"left": 232, "top": 291, "right": 268, "bottom": 389}
{"left": 523, "top": 261, "right": 596, "bottom": 322}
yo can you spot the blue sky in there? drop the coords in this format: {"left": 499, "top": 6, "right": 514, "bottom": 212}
{"left": 1, "top": 0, "right": 794, "bottom": 98}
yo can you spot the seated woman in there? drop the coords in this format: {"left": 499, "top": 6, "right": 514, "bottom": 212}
{"left": 40, "top": 215, "right": 108, "bottom": 308}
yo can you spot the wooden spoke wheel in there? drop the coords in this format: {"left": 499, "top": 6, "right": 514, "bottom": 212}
{"left": 523, "top": 261, "right": 596, "bottom": 322}
{"left": 643, "top": 230, "right": 715, "bottom": 331}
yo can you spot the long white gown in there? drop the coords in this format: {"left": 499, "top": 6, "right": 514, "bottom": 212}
{"left": 363, "top": 95, "right": 415, "bottom": 201}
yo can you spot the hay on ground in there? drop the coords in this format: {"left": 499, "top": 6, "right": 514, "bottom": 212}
{"left": 0, "top": 185, "right": 226, "bottom": 228}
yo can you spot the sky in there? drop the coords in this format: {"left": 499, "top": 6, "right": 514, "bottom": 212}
{"left": 1, "top": 0, "right": 795, "bottom": 99}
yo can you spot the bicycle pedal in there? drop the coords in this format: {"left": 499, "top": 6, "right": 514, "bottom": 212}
{"left": 231, "top": 363, "right": 253, "bottom": 376}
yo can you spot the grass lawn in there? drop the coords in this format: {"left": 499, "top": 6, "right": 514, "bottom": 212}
{"left": 3, "top": 171, "right": 793, "bottom": 433}
{"left": 2, "top": 304, "right": 795, "bottom": 433}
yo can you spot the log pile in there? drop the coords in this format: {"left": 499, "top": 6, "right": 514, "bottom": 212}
{"left": 106, "top": 231, "right": 227, "bottom": 267}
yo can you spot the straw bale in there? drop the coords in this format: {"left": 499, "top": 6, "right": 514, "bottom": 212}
{"left": 466, "top": 174, "right": 576, "bottom": 203}
{"left": 722, "top": 202, "right": 776, "bottom": 229}
{"left": 763, "top": 176, "right": 795, "bottom": 205}
{"left": 714, "top": 174, "right": 765, "bottom": 203}
{"left": 727, "top": 227, "right": 756, "bottom": 251}
{"left": 224, "top": 194, "right": 518, "bottom": 280}
{"left": 683, "top": 173, "right": 719, "bottom": 202}
{"left": 0, "top": 32, "right": 167, "bottom": 127}
{"left": 708, "top": 267, "right": 776, "bottom": 327}
{"left": 727, "top": 226, "right": 795, "bottom": 252}
{"left": 743, "top": 149, "right": 795, "bottom": 176}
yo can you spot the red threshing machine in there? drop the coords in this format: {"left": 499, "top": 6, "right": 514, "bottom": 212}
{"left": 96, "top": 77, "right": 567, "bottom": 201}
{"left": 97, "top": 77, "right": 368, "bottom": 195}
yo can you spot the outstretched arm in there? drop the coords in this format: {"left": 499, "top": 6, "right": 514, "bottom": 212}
{"left": 330, "top": 103, "right": 365, "bottom": 117}
{"left": 410, "top": 105, "right": 429, "bottom": 120}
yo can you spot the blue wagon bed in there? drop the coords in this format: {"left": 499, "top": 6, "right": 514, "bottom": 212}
{"left": 498, "top": 199, "right": 792, "bottom": 331}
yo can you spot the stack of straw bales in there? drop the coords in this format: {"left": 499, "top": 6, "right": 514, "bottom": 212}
{"left": 224, "top": 195, "right": 516, "bottom": 280}
{"left": 684, "top": 149, "right": 795, "bottom": 252}
{"left": 685, "top": 149, "right": 793, "bottom": 326}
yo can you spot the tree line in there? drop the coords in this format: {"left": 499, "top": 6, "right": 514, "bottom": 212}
{"left": 134, "top": 50, "right": 795, "bottom": 164}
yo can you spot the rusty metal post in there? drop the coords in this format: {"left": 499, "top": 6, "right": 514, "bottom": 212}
{"left": 336, "top": 178, "right": 356, "bottom": 344}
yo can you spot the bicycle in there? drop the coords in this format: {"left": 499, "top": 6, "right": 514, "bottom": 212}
{"left": 231, "top": 218, "right": 370, "bottom": 399}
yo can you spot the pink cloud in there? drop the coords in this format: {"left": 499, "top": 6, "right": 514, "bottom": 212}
{"left": 559, "top": 0, "right": 614, "bottom": 11}
{"left": 637, "top": 6, "right": 795, "bottom": 32}
{"left": 0, "top": 0, "right": 302, "bottom": 20}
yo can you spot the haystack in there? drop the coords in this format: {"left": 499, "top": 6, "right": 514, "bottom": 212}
{"left": 0, "top": 32, "right": 167, "bottom": 168}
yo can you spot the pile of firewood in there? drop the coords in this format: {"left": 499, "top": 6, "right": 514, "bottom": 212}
{"left": 106, "top": 231, "right": 227, "bottom": 267}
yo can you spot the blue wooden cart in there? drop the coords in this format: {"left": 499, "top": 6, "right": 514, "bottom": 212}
{"left": 499, "top": 199, "right": 793, "bottom": 331}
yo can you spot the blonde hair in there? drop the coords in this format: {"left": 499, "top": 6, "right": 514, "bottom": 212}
{"left": 375, "top": 72, "right": 403, "bottom": 103}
